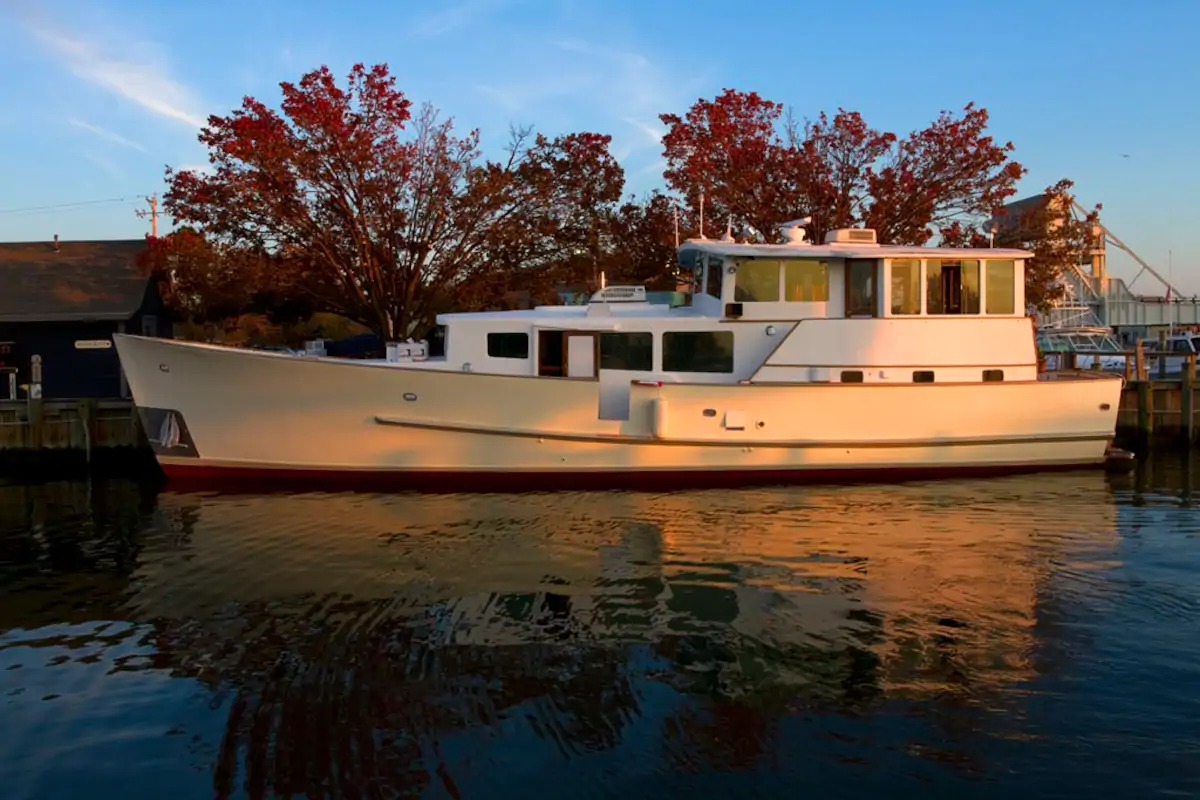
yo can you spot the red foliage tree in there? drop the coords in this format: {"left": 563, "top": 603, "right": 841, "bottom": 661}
{"left": 163, "top": 63, "right": 624, "bottom": 339}
{"left": 659, "top": 90, "right": 1026, "bottom": 247}
{"left": 987, "top": 179, "right": 1103, "bottom": 313}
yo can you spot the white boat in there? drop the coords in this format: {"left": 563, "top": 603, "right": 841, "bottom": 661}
{"left": 112, "top": 223, "right": 1125, "bottom": 488}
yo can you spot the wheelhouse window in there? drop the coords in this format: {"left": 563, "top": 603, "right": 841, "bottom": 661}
{"left": 599, "top": 332, "right": 652, "bottom": 371}
{"left": 704, "top": 256, "right": 723, "bottom": 298}
{"left": 663, "top": 331, "right": 734, "bottom": 373}
{"left": 845, "top": 260, "right": 878, "bottom": 317}
{"left": 985, "top": 259, "right": 1016, "bottom": 314}
{"left": 734, "top": 260, "right": 780, "bottom": 302}
{"left": 487, "top": 332, "right": 529, "bottom": 359}
{"left": 890, "top": 259, "right": 921, "bottom": 315}
{"left": 927, "top": 259, "right": 980, "bottom": 314}
{"left": 783, "top": 259, "right": 829, "bottom": 302}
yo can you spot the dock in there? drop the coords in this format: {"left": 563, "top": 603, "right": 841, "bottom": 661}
{"left": 1046, "top": 344, "right": 1198, "bottom": 448}
{"left": 0, "top": 399, "right": 156, "bottom": 476}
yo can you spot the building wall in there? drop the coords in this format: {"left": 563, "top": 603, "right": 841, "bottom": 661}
{"left": 0, "top": 320, "right": 126, "bottom": 398}
{"left": 0, "top": 279, "right": 172, "bottom": 400}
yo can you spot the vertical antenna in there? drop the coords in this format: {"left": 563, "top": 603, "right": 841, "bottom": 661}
{"left": 673, "top": 204, "right": 680, "bottom": 247}
{"left": 699, "top": 191, "right": 705, "bottom": 240}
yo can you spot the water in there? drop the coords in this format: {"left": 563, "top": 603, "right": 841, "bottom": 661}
{"left": 2, "top": 461, "right": 1199, "bottom": 799}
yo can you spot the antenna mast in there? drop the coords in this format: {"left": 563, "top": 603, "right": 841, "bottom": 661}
{"left": 698, "top": 191, "right": 705, "bottom": 239}
{"left": 673, "top": 204, "right": 680, "bottom": 247}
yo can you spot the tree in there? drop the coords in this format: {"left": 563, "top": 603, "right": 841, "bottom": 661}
{"left": 987, "top": 179, "right": 1103, "bottom": 314}
{"left": 599, "top": 191, "right": 688, "bottom": 289}
{"left": 659, "top": 90, "right": 1026, "bottom": 246}
{"left": 163, "top": 63, "right": 624, "bottom": 340}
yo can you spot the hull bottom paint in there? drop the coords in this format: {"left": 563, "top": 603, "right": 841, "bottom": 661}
{"left": 155, "top": 457, "right": 1113, "bottom": 494}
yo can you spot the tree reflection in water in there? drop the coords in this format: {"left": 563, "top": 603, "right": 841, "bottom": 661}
{"left": 0, "top": 468, "right": 1142, "bottom": 798}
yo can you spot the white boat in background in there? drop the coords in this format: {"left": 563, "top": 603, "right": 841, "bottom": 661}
{"left": 112, "top": 223, "right": 1125, "bottom": 488}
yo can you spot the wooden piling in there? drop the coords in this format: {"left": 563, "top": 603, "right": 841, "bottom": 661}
{"left": 1185, "top": 354, "right": 1196, "bottom": 446}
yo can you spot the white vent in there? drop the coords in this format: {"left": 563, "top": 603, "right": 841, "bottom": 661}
{"left": 589, "top": 285, "right": 647, "bottom": 303}
{"left": 824, "top": 228, "right": 878, "bottom": 245}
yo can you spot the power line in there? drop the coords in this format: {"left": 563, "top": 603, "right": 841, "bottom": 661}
{"left": 0, "top": 195, "right": 153, "bottom": 216}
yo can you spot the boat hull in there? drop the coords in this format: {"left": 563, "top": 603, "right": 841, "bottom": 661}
{"left": 113, "top": 334, "right": 1124, "bottom": 489}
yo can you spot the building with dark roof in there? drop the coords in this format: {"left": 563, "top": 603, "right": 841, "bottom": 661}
{"left": 0, "top": 238, "right": 171, "bottom": 399}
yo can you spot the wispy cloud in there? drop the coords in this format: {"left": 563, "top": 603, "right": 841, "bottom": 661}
{"left": 410, "top": 0, "right": 509, "bottom": 39}
{"left": 78, "top": 150, "right": 125, "bottom": 180}
{"left": 16, "top": 10, "right": 206, "bottom": 128}
{"left": 68, "top": 119, "right": 148, "bottom": 153}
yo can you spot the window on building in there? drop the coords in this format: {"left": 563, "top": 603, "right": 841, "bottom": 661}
{"left": 985, "top": 260, "right": 1016, "bottom": 314}
{"left": 927, "top": 259, "right": 981, "bottom": 314}
{"left": 599, "top": 332, "right": 653, "bottom": 371}
{"left": 704, "top": 257, "right": 723, "bottom": 298}
{"left": 845, "top": 260, "right": 878, "bottom": 317}
{"left": 890, "top": 260, "right": 921, "bottom": 315}
{"left": 487, "top": 332, "right": 529, "bottom": 359}
{"left": 663, "top": 331, "right": 734, "bottom": 373}
{"left": 734, "top": 260, "right": 780, "bottom": 302}
{"left": 783, "top": 259, "right": 829, "bottom": 302}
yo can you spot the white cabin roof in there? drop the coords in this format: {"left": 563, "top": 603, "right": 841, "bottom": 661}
{"left": 438, "top": 303, "right": 698, "bottom": 325}
{"left": 679, "top": 239, "right": 1031, "bottom": 261}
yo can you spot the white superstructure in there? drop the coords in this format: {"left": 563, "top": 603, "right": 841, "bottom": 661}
{"left": 112, "top": 226, "right": 1123, "bottom": 486}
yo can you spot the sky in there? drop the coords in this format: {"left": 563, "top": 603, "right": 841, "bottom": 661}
{"left": 0, "top": 0, "right": 1197, "bottom": 293}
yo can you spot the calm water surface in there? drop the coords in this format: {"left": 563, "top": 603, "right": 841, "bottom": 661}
{"left": 2, "top": 460, "right": 1199, "bottom": 799}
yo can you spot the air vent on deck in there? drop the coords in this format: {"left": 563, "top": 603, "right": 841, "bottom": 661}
{"left": 824, "top": 228, "right": 879, "bottom": 245}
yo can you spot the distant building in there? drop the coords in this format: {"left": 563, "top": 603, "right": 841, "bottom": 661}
{"left": 0, "top": 238, "right": 171, "bottom": 399}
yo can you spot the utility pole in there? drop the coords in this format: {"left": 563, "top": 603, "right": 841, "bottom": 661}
{"left": 136, "top": 194, "right": 159, "bottom": 237}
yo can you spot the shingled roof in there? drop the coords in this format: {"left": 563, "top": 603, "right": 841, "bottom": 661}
{"left": 0, "top": 239, "right": 152, "bottom": 323}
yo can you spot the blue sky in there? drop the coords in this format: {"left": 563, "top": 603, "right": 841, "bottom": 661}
{"left": 1, "top": 0, "right": 1197, "bottom": 291}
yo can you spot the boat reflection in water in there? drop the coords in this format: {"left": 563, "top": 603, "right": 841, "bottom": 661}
{"left": 0, "top": 471, "right": 1128, "bottom": 796}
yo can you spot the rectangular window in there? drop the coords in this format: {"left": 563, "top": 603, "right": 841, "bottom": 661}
{"left": 845, "top": 260, "right": 878, "bottom": 317}
{"left": 734, "top": 260, "right": 780, "bottom": 302}
{"left": 663, "top": 331, "right": 734, "bottom": 373}
{"left": 487, "top": 332, "right": 529, "bottom": 359}
{"left": 913, "top": 370, "right": 935, "bottom": 383}
{"left": 890, "top": 260, "right": 921, "bottom": 315}
{"left": 985, "top": 260, "right": 1016, "bottom": 314}
{"left": 927, "top": 260, "right": 980, "bottom": 314}
{"left": 704, "top": 256, "right": 723, "bottom": 298}
{"left": 141, "top": 315, "right": 157, "bottom": 337}
{"left": 840, "top": 370, "right": 864, "bottom": 383}
{"left": 983, "top": 369, "right": 1004, "bottom": 382}
{"left": 783, "top": 259, "right": 829, "bottom": 302}
{"left": 599, "top": 332, "right": 652, "bottom": 371}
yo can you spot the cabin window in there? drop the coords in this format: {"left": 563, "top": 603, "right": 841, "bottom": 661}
{"left": 983, "top": 369, "right": 1004, "bottom": 382}
{"left": 704, "top": 257, "right": 723, "bottom": 298}
{"left": 141, "top": 315, "right": 158, "bottom": 337}
{"left": 783, "top": 259, "right": 829, "bottom": 302}
{"left": 913, "top": 370, "right": 935, "bottom": 383}
{"left": 845, "top": 260, "right": 878, "bottom": 317}
{"left": 663, "top": 331, "right": 734, "bottom": 373}
{"left": 599, "top": 332, "right": 653, "bottom": 371}
{"left": 890, "top": 259, "right": 921, "bottom": 315}
{"left": 927, "top": 259, "right": 980, "bottom": 314}
{"left": 487, "top": 332, "right": 529, "bottom": 359}
{"left": 734, "top": 260, "right": 780, "bottom": 302}
{"left": 985, "top": 260, "right": 1016, "bottom": 314}
{"left": 840, "top": 370, "right": 864, "bottom": 383}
